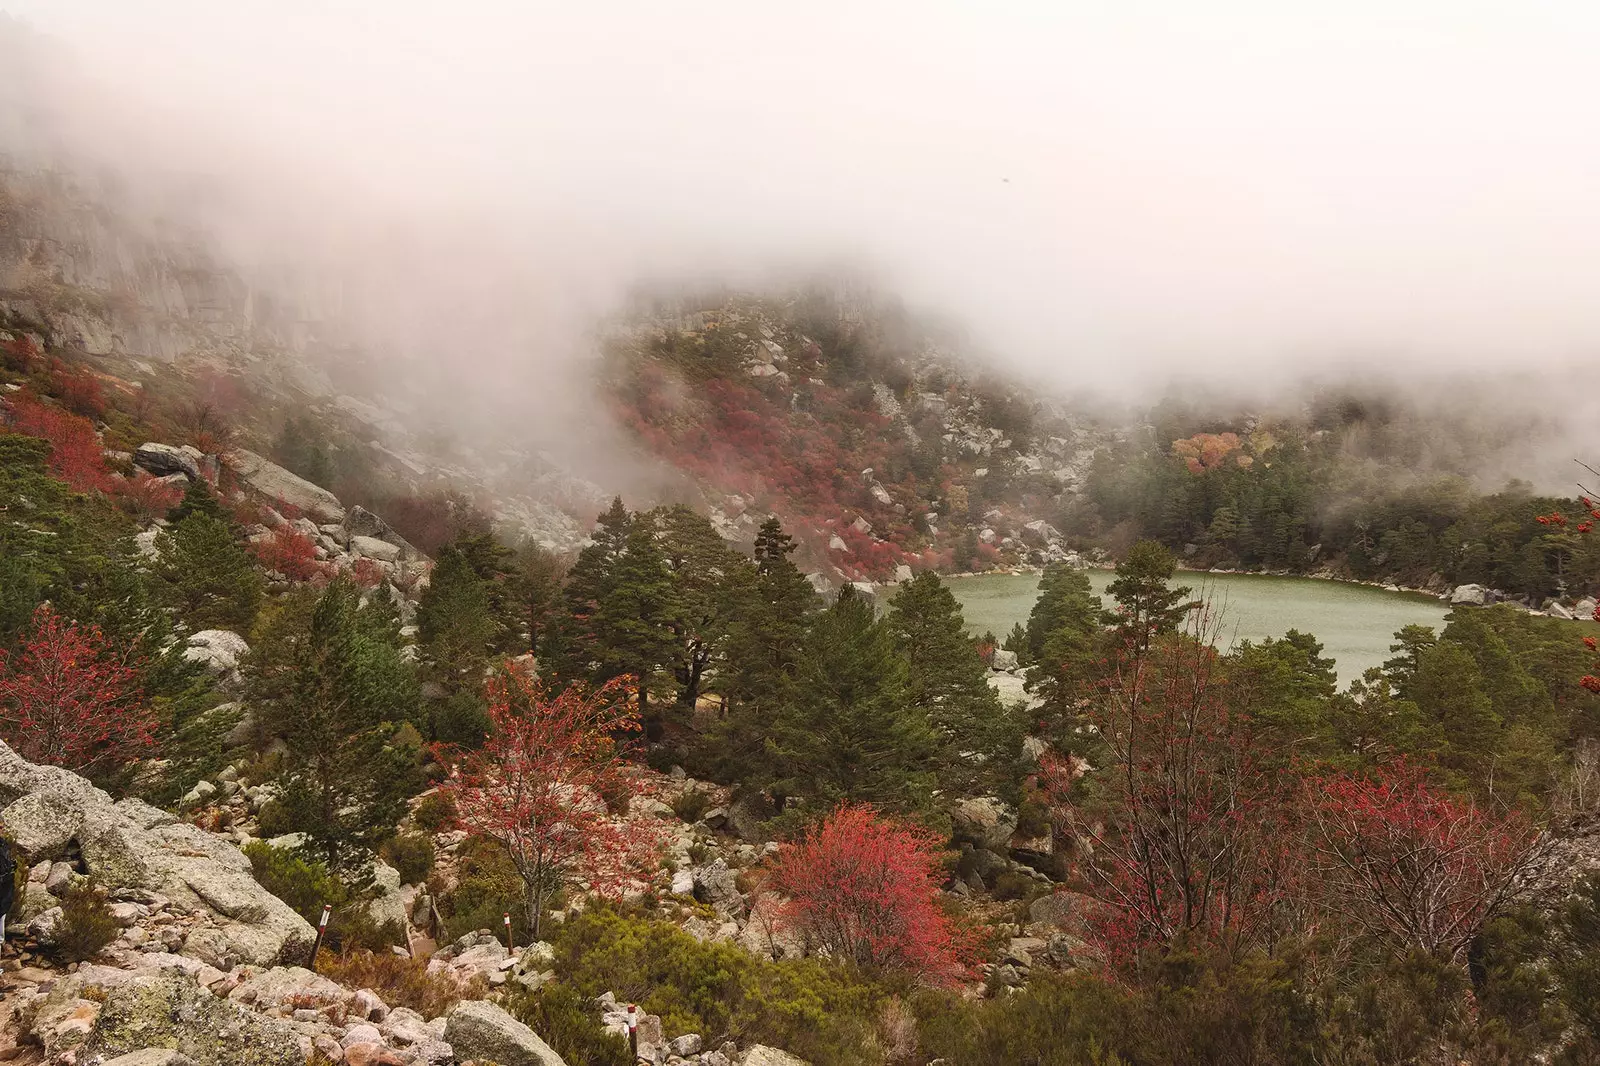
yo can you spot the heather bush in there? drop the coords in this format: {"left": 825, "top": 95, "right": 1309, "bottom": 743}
{"left": 381, "top": 832, "right": 436, "bottom": 885}
{"left": 53, "top": 881, "right": 120, "bottom": 963}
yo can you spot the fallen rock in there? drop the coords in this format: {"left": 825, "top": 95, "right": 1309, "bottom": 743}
{"left": 0, "top": 789, "right": 81, "bottom": 857}
{"left": 83, "top": 967, "right": 305, "bottom": 1066}
{"left": 990, "top": 649, "right": 1019, "bottom": 672}
{"left": 229, "top": 449, "right": 345, "bottom": 524}
{"left": 351, "top": 535, "right": 402, "bottom": 563}
{"left": 951, "top": 796, "right": 1018, "bottom": 852}
{"left": 134, "top": 442, "right": 202, "bottom": 480}
{"left": 182, "top": 630, "right": 250, "bottom": 677}
{"left": 741, "top": 1046, "right": 811, "bottom": 1066}
{"left": 101, "top": 1051, "right": 200, "bottom": 1066}
{"left": 444, "top": 998, "right": 569, "bottom": 1066}
{"left": 1450, "top": 584, "right": 1492, "bottom": 606}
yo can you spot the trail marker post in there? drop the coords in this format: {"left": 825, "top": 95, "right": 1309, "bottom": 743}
{"left": 308, "top": 903, "right": 332, "bottom": 971}
{"left": 504, "top": 911, "right": 514, "bottom": 953}
{"left": 628, "top": 1004, "right": 638, "bottom": 1057}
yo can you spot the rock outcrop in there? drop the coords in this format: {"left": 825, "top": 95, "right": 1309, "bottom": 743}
{"left": 83, "top": 967, "right": 305, "bottom": 1066}
{"left": 0, "top": 740, "right": 314, "bottom": 968}
{"left": 228, "top": 449, "right": 346, "bottom": 523}
{"left": 443, "top": 999, "right": 569, "bottom": 1066}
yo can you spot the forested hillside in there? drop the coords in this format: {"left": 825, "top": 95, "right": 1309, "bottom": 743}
{"left": 605, "top": 291, "right": 1600, "bottom": 606}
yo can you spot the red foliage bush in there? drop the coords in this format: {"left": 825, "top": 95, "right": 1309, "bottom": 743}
{"left": 1305, "top": 762, "right": 1545, "bottom": 960}
{"left": 250, "top": 526, "right": 327, "bottom": 582}
{"left": 435, "top": 670, "right": 656, "bottom": 936}
{"left": 769, "top": 803, "right": 980, "bottom": 987}
{"left": 7, "top": 393, "right": 110, "bottom": 493}
{"left": 110, "top": 471, "right": 184, "bottom": 521}
{"left": 0, "top": 604, "right": 151, "bottom": 772}
{"left": 49, "top": 362, "right": 106, "bottom": 419}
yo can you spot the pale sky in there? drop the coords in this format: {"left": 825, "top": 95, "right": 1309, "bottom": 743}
{"left": 2, "top": 1, "right": 1599, "bottom": 392}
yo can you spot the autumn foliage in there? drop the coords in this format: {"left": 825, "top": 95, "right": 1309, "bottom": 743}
{"left": 0, "top": 604, "right": 151, "bottom": 773}
{"left": 1305, "top": 762, "right": 1545, "bottom": 961}
{"left": 249, "top": 525, "right": 326, "bottom": 582}
{"left": 769, "top": 802, "right": 980, "bottom": 987}
{"left": 6, "top": 392, "right": 109, "bottom": 493}
{"left": 436, "top": 670, "right": 655, "bottom": 936}
{"left": 1057, "top": 629, "right": 1301, "bottom": 968}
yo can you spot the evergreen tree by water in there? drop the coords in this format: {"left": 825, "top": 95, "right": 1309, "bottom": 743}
{"left": 769, "top": 584, "right": 936, "bottom": 814}
{"left": 886, "top": 571, "right": 1013, "bottom": 792}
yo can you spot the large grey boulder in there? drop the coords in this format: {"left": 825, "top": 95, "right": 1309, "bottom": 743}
{"left": 351, "top": 534, "right": 402, "bottom": 563}
{"left": 444, "top": 999, "right": 569, "bottom": 1066}
{"left": 0, "top": 790, "right": 81, "bottom": 857}
{"left": 990, "top": 649, "right": 1019, "bottom": 672}
{"left": 0, "top": 740, "right": 314, "bottom": 966}
{"left": 82, "top": 968, "right": 304, "bottom": 1066}
{"left": 229, "top": 448, "right": 345, "bottom": 523}
{"left": 182, "top": 631, "right": 250, "bottom": 677}
{"left": 1450, "top": 584, "right": 1492, "bottom": 606}
{"left": 133, "top": 442, "right": 202, "bottom": 480}
{"left": 1577, "top": 597, "right": 1598, "bottom": 621}
{"left": 741, "top": 1047, "right": 811, "bottom": 1066}
{"left": 951, "top": 796, "right": 1018, "bottom": 851}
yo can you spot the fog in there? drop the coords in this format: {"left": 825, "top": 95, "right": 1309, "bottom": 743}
{"left": 3, "top": 2, "right": 1599, "bottom": 407}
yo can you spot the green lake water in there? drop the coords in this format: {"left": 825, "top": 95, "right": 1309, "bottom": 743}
{"left": 948, "top": 570, "right": 1450, "bottom": 687}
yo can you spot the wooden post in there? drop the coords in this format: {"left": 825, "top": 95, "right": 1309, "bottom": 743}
{"left": 308, "top": 904, "right": 332, "bottom": 971}
{"left": 503, "top": 911, "right": 514, "bottom": 953}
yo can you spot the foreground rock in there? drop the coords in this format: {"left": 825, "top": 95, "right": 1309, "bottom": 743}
{"left": 0, "top": 740, "right": 314, "bottom": 967}
{"left": 83, "top": 968, "right": 304, "bottom": 1066}
{"left": 444, "top": 999, "right": 569, "bottom": 1066}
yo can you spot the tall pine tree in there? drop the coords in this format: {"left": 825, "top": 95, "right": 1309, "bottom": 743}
{"left": 247, "top": 577, "right": 422, "bottom": 880}
{"left": 1105, "top": 540, "right": 1195, "bottom": 653}
{"left": 769, "top": 584, "right": 935, "bottom": 814}
{"left": 1021, "top": 563, "right": 1104, "bottom": 725}
{"left": 886, "top": 572, "right": 1013, "bottom": 794}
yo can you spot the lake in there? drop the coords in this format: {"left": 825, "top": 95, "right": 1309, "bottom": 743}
{"left": 947, "top": 570, "right": 1450, "bottom": 687}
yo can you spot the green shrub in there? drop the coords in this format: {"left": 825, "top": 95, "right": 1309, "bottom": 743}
{"left": 503, "top": 983, "right": 631, "bottom": 1066}
{"left": 244, "top": 839, "right": 347, "bottom": 925}
{"left": 546, "top": 904, "right": 890, "bottom": 1065}
{"left": 381, "top": 832, "right": 436, "bottom": 885}
{"left": 441, "top": 836, "right": 532, "bottom": 944}
{"left": 412, "top": 793, "right": 456, "bottom": 833}
{"left": 254, "top": 798, "right": 297, "bottom": 839}
{"left": 991, "top": 871, "right": 1035, "bottom": 901}
{"left": 53, "top": 881, "right": 120, "bottom": 963}
{"left": 672, "top": 789, "right": 712, "bottom": 824}
{"left": 316, "top": 948, "right": 480, "bottom": 1018}
{"left": 330, "top": 905, "right": 407, "bottom": 954}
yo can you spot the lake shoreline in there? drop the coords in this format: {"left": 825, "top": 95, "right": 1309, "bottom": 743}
{"left": 942, "top": 563, "right": 1446, "bottom": 604}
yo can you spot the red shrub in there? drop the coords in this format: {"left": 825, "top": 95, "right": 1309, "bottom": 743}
{"left": 0, "top": 604, "right": 151, "bottom": 772}
{"left": 770, "top": 803, "right": 980, "bottom": 987}
{"left": 250, "top": 526, "right": 326, "bottom": 582}
{"left": 110, "top": 472, "right": 184, "bottom": 521}
{"left": 1305, "top": 762, "right": 1545, "bottom": 961}
{"left": 7, "top": 393, "right": 110, "bottom": 493}
{"left": 49, "top": 362, "right": 106, "bottom": 419}
{"left": 436, "top": 671, "right": 655, "bottom": 937}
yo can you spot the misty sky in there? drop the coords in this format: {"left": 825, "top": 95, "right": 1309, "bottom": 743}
{"left": 3, "top": 1, "right": 1600, "bottom": 392}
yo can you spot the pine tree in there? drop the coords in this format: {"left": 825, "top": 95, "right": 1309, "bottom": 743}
{"left": 886, "top": 572, "right": 1013, "bottom": 792}
{"left": 651, "top": 505, "right": 756, "bottom": 707}
{"left": 769, "top": 584, "right": 936, "bottom": 813}
{"left": 591, "top": 522, "right": 679, "bottom": 738}
{"left": 1022, "top": 563, "right": 1104, "bottom": 724}
{"left": 541, "top": 497, "right": 633, "bottom": 684}
{"left": 1105, "top": 540, "right": 1195, "bottom": 653}
{"left": 156, "top": 510, "right": 263, "bottom": 632}
{"left": 248, "top": 577, "right": 422, "bottom": 880}
{"left": 168, "top": 478, "right": 227, "bottom": 524}
{"left": 712, "top": 517, "right": 819, "bottom": 780}
{"left": 416, "top": 542, "right": 497, "bottom": 742}
{"left": 1413, "top": 642, "right": 1501, "bottom": 784}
